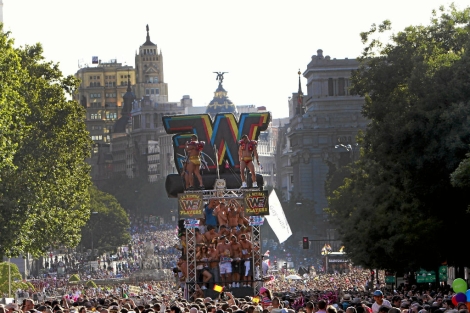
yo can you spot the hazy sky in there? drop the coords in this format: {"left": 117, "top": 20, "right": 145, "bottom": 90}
{"left": 3, "top": 0, "right": 468, "bottom": 119}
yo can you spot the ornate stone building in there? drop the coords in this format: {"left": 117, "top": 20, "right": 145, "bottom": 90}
{"left": 277, "top": 49, "right": 367, "bottom": 251}
{"left": 134, "top": 25, "right": 168, "bottom": 103}
{"left": 76, "top": 25, "right": 192, "bottom": 183}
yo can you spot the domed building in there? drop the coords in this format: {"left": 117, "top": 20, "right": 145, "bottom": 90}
{"left": 206, "top": 79, "right": 238, "bottom": 117}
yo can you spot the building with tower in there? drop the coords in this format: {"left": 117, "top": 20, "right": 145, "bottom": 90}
{"left": 276, "top": 49, "right": 367, "bottom": 255}
{"left": 75, "top": 25, "right": 193, "bottom": 182}
{"left": 134, "top": 25, "right": 168, "bottom": 102}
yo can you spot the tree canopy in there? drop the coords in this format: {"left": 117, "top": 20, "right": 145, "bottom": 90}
{"left": 79, "top": 186, "right": 131, "bottom": 255}
{"left": 326, "top": 5, "right": 470, "bottom": 271}
{"left": 0, "top": 262, "right": 35, "bottom": 295}
{"left": 0, "top": 27, "right": 92, "bottom": 258}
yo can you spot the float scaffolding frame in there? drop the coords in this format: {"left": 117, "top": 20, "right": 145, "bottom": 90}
{"left": 183, "top": 187, "right": 263, "bottom": 299}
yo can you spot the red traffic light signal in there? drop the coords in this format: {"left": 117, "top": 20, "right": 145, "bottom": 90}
{"left": 303, "top": 237, "right": 309, "bottom": 249}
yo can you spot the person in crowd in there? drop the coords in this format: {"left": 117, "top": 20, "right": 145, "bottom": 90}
{"left": 217, "top": 235, "right": 233, "bottom": 289}
{"left": 204, "top": 199, "right": 219, "bottom": 230}
{"left": 229, "top": 235, "right": 242, "bottom": 288}
{"left": 317, "top": 300, "right": 328, "bottom": 313}
{"left": 195, "top": 244, "right": 212, "bottom": 290}
{"left": 259, "top": 287, "right": 273, "bottom": 310}
{"left": 214, "top": 201, "right": 228, "bottom": 229}
{"left": 239, "top": 233, "right": 254, "bottom": 287}
{"left": 372, "top": 290, "right": 391, "bottom": 313}
{"left": 204, "top": 225, "right": 219, "bottom": 244}
{"left": 207, "top": 242, "right": 220, "bottom": 286}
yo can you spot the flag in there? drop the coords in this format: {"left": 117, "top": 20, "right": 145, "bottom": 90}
{"left": 252, "top": 297, "right": 260, "bottom": 303}
{"left": 92, "top": 56, "right": 99, "bottom": 64}
{"left": 265, "top": 190, "right": 292, "bottom": 243}
{"left": 213, "top": 285, "right": 224, "bottom": 292}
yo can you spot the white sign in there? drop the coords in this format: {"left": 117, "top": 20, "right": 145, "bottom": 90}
{"left": 265, "top": 190, "right": 292, "bottom": 243}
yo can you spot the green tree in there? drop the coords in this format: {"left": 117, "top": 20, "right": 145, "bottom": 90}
{"left": 0, "top": 262, "right": 34, "bottom": 296}
{"left": 0, "top": 27, "right": 92, "bottom": 258}
{"left": 327, "top": 5, "right": 470, "bottom": 271}
{"left": 79, "top": 186, "right": 131, "bottom": 254}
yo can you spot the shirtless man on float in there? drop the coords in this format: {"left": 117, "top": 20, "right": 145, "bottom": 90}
{"left": 238, "top": 134, "right": 259, "bottom": 188}
{"left": 182, "top": 134, "right": 205, "bottom": 190}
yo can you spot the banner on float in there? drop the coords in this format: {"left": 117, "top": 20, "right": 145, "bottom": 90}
{"left": 244, "top": 190, "right": 269, "bottom": 216}
{"left": 184, "top": 219, "right": 200, "bottom": 229}
{"left": 178, "top": 193, "right": 204, "bottom": 218}
{"left": 265, "top": 190, "right": 292, "bottom": 243}
{"left": 249, "top": 216, "right": 265, "bottom": 226}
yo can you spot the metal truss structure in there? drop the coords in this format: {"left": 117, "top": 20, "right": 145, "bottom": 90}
{"left": 185, "top": 226, "right": 197, "bottom": 299}
{"left": 183, "top": 187, "right": 264, "bottom": 299}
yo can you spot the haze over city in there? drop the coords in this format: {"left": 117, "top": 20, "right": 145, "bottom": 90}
{"left": 3, "top": 0, "right": 467, "bottom": 119}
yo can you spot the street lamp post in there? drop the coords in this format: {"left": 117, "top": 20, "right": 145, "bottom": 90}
{"left": 8, "top": 257, "right": 11, "bottom": 298}
{"left": 91, "top": 212, "right": 98, "bottom": 261}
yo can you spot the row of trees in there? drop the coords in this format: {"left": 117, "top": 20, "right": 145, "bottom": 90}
{"left": 326, "top": 5, "right": 470, "bottom": 272}
{"left": 0, "top": 26, "right": 131, "bottom": 259}
{"left": 0, "top": 27, "right": 92, "bottom": 259}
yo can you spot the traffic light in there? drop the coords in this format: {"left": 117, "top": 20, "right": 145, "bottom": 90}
{"left": 274, "top": 260, "right": 277, "bottom": 269}
{"left": 303, "top": 237, "right": 309, "bottom": 249}
{"left": 283, "top": 262, "right": 287, "bottom": 270}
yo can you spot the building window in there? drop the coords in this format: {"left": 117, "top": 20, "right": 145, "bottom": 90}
{"left": 328, "top": 78, "right": 334, "bottom": 96}
{"left": 146, "top": 89, "right": 150, "bottom": 95}
{"left": 153, "top": 113, "right": 159, "bottom": 127}
{"left": 145, "top": 114, "right": 150, "bottom": 128}
{"left": 133, "top": 115, "right": 141, "bottom": 129}
{"left": 154, "top": 88, "right": 160, "bottom": 95}
{"left": 105, "top": 93, "right": 116, "bottom": 98}
{"left": 91, "top": 135, "right": 102, "bottom": 141}
{"left": 90, "top": 102, "right": 101, "bottom": 108}
{"left": 106, "top": 112, "right": 117, "bottom": 120}
{"left": 90, "top": 113, "right": 101, "bottom": 120}
{"left": 338, "top": 78, "right": 345, "bottom": 96}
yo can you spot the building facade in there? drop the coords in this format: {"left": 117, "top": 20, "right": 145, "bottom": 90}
{"left": 277, "top": 49, "right": 367, "bottom": 252}
{"left": 75, "top": 26, "right": 193, "bottom": 183}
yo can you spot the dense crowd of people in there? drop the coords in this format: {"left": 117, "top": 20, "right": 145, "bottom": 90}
{"left": 3, "top": 205, "right": 468, "bottom": 313}
{"left": 2, "top": 271, "right": 467, "bottom": 313}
